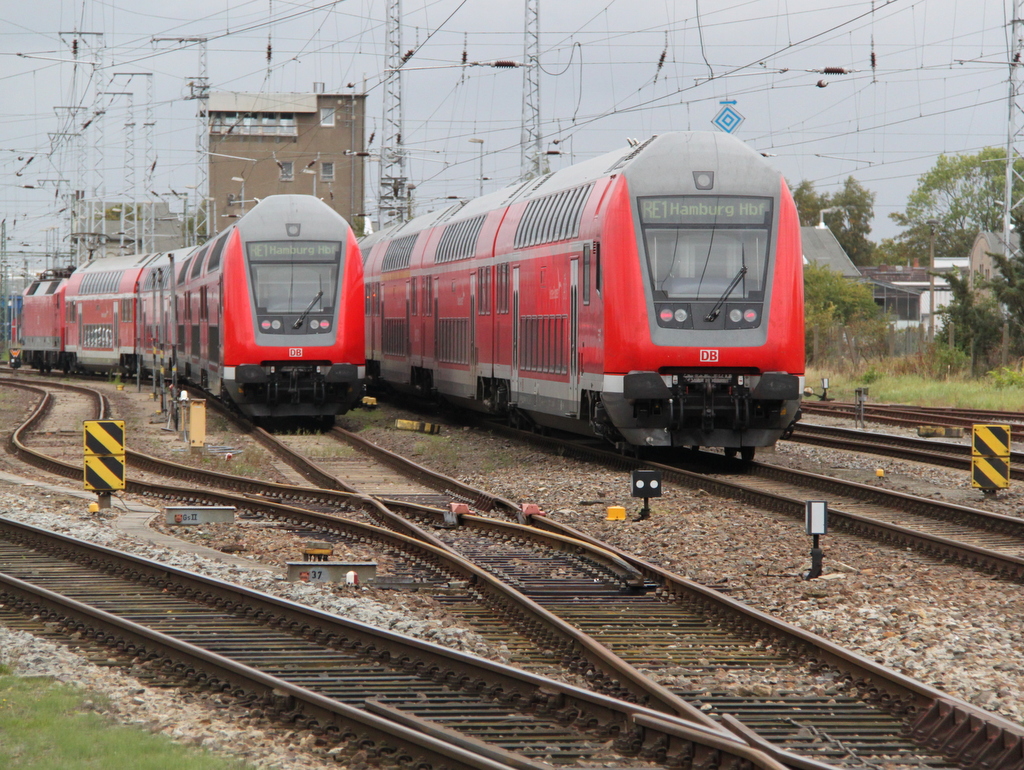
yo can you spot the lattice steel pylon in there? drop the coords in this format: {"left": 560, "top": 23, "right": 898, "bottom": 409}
{"left": 155, "top": 37, "right": 209, "bottom": 243}
{"left": 1005, "top": 0, "right": 1024, "bottom": 260}
{"left": 520, "top": 0, "right": 544, "bottom": 180}
{"left": 378, "top": 0, "right": 408, "bottom": 228}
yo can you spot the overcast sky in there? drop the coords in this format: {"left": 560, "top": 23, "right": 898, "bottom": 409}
{"left": 0, "top": 0, "right": 1016, "bottom": 269}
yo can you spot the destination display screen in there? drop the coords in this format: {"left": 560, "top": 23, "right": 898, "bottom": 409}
{"left": 638, "top": 196, "right": 771, "bottom": 226}
{"left": 247, "top": 241, "right": 341, "bottom": 262}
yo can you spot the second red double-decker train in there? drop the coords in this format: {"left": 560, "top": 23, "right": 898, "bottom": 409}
{"left": 17, "top": 195, "right": 365, "bottom": 422}
{"left": 361, "top": 132, "right": 804, "bottom": 458}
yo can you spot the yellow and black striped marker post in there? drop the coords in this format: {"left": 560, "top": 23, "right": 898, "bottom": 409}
{"left": 83, "top": 420, "right": 126, "bottom": 505}
{"left": 395, "top": 419, "right": 441, "bottom": 434}
{"left": 972, "top": 424, "right": 1010, "bottom": 493}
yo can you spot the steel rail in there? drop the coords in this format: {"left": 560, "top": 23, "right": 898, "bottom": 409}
{"left": 0, "top": 515, "right": 791, "bottom": 770}
{"left": 515, "top": 512, "right": 1024, "bottom": 770}
{"left": 790, "top": 422, "right": 1024, "bottom": 472}
{"left": 475, "top": 420, "right": 1024, "bottom": 581}
{"left": 0, "top": 379, "right": 716, "bottom": 723}
{"left": 0, "top": 569, "right": 541, "bottom": 770}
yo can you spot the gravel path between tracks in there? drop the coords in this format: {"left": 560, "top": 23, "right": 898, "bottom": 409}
{"left": 3, "top": 380, "right": 1024, "bottom": 768}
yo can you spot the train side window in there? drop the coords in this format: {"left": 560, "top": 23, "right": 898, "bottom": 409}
{"left": 423, "top": 276, "right": 433, "bottom": 317}
{"left": 178, "top": 256, "right": 192, "bottom": 285}
{"left": 495, "top": 264, "right": 509, "bottom": 314}
{"left": 205, "top": 232, "right": 229, "bottom": 272}
{"left": 200, "top": 287, "right": 208, "bottom": 321}
{"left": 190, "top": 246, "right": 209, "bottom": 279}
{"left": 593, "top": 241, "right": 601, "bottom": 294}
{"left": 477, "top": 268, "right": 490, "bottom": 315}
{"left": 582, "top": 243, "right": 591, "bottom": 306}
{"left": 410, "top": 278, "right": 418, "bottom": 316}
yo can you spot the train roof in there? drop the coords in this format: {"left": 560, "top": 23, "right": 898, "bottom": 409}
{"left": 73, "top": 250, "right": 171, "bottom": 274}
{"left": 361, "top": 131, "right": 778, "bottom": 250}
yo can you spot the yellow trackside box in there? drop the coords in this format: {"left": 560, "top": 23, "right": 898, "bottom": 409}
{"left": 83, "top": 420, "right": 126, "bottom": 491}
{"left": 972, "top": 424, "right": 1010, "bottom": 491}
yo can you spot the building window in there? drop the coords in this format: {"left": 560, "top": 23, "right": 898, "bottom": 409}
{"left": 279, "top": 161, "right": 294, "bottom": 181}
{"left": 321, "top": 161, "right": 335, "bottom": 182}
{"left": 320, "top": 107, "right": 335, "bottom": 127}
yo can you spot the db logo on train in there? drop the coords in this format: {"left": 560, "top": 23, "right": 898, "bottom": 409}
{"left": 289, "top": 348, "right": 303, "bottom": 358}
{"left": 699, "top": 349, "right": 719, "bottom": 363}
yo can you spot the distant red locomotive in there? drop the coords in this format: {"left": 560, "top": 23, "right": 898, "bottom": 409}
{"left": 362, "top": 132, "right": 804, "bottom": 458}
{"left": 18, "top": 195, "right": 365, "bottom": 422}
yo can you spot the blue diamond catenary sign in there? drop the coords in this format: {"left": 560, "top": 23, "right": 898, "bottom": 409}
{"left": 712, "top": 102, "right": 744, "bottom": 134}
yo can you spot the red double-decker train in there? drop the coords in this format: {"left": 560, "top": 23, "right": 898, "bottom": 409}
{"left": 361, "top": 132, "right": 804, "bottom": 458}
{"left": 17, "top": 195, "right": 365, "bottom": 422}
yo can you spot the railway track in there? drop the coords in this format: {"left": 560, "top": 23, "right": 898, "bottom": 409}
{"left": 801, "top": 402, "right": 1024, "bottom": 433}
{"left": 473, "top": 421, "right": 1024, "bottom": 583}
{"left": 788, "top": 422, "right": 1024, "bottom": 476}
{"left": 6, "top": 376, "right": 1024, "bottom": 770}
{"left": 1, "top": 515, "right": 774, "bottom": 770}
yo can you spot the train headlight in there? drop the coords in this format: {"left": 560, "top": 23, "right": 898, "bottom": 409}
{"left": 260, "top": 320, "right": 271, "bottom": 330}
{"left": 320, "top": 320, "right": 330, "bottom": 330}
{"left": 744, "top": 309, "right": 758, "bottom": 322}
{"left": 271, "top": 320, "right": 282, "bottom": 330}
{"left": 659, "top": 308, "right": 674, "bottom": 323}
{"left": 310, "top": 320, "right": 320, "bottom": 329}
{"left": 674, "top": 308, "right": 688, "bottom": 322}
{"left": 729, "top": 308, "right": 742, "bottom": 323}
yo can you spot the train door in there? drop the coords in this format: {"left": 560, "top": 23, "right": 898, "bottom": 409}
{"left": 404, "top": 280, "right": 412, "bottom": 361}
{"left": 469, "top": 272, "right": 477, "bottom": 369}
{"left": 569, "top": 258, "right": 579, "bottom": 416}
{"left": 112, "top": 301, "right": 120, "bottom": 354}
{"left": 511, "top": 266, "right": 520, "bottom": 396}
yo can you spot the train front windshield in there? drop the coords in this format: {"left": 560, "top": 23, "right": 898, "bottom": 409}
{"left": 639, "top": 196, "right": 772, "bottom": 301}
{"left": 246, "top": 241, "right": 343, "bottom": 335}
{"left": 246, "top": 241, "right": 341, "bottom": 314}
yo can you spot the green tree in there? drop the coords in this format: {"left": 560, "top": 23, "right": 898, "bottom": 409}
{"left": 792, "top": 178, "right": 877, "bottom": 266}
{"left": 889, "top": 147, "right": 1017, "bottom": 268}
{"left": 937, "top": 270, "right": 1005, "bottom": 368}
{"left": 804, "top": 262, "right": 885, "bottom": 362}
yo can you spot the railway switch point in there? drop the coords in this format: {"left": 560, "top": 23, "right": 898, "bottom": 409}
{"left": 606, "top": 506, "right": 626, "bottom": 521}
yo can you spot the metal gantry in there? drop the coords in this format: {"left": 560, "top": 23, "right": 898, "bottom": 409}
{"left": 378, "top": 0, "right": 408, "bottom": 227}
{"left": 1005, "top": 0, "right": 1024, "bottom": 260}
{"left": 520, "top": 0, "right": 544, "bottom": 181}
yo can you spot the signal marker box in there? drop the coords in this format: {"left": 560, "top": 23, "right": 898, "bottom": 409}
{"left": 165, "top": 506, "right": 236, "bottom": 525}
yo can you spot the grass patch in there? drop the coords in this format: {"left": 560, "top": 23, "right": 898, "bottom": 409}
{"left": 807, "top": 365, "right": 1024, "bottom": 410}
{"left": 0, "top": 674, "right": 253, "bottom": 769}
{"left": 411, "top": 435, "right": 461, "bottom": 471}
{"left": 338, "top": 404, "right": 392, "bottom": 431}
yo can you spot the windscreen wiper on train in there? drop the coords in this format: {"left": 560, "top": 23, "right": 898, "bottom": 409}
{"left": 704, "top": 265, "right": 747, "bottom": 322}
{"left": 292, "top": 290, "right": 324, "bottom": 329}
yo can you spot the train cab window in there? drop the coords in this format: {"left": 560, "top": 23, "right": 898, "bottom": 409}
{"left": 205, "top": 233, "right": 229, "bottom": 272}
{"left": 639, "top": 195, "right": 771, "bottom": 302}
